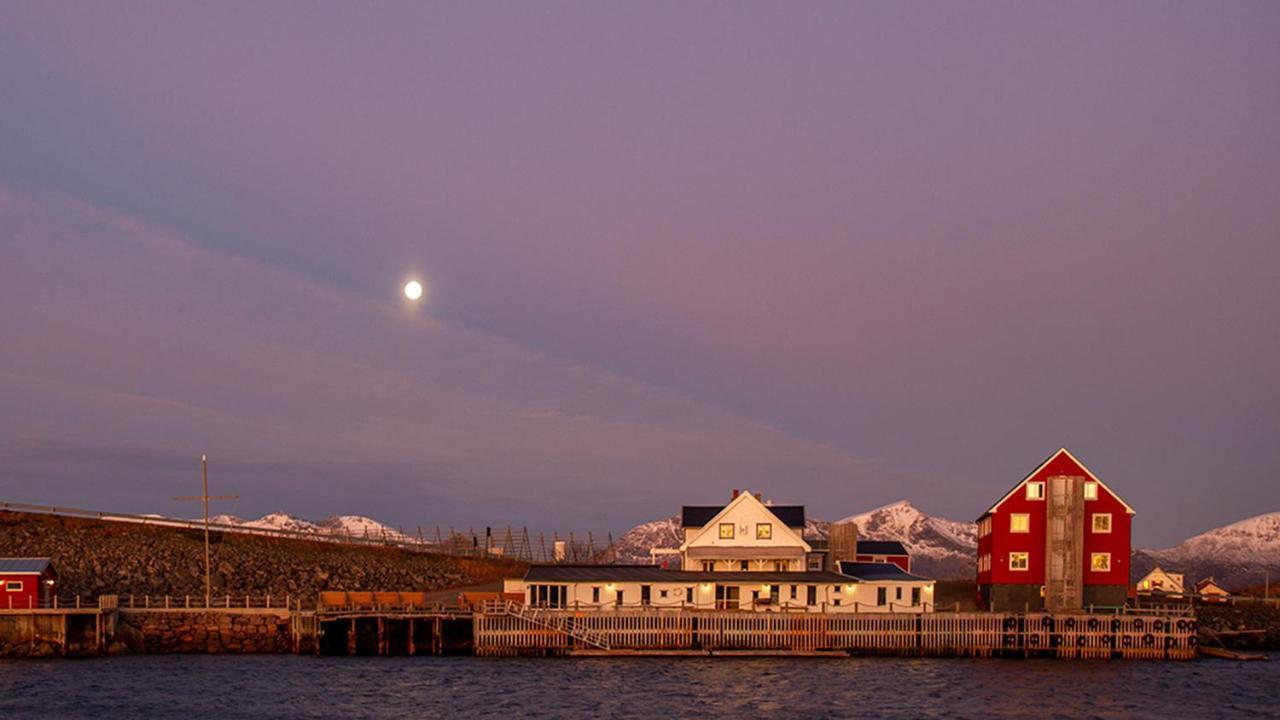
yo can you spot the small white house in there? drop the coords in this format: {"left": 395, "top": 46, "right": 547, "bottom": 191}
{"left": 1136, "top": 566, "right": 1185, "bottom": 596}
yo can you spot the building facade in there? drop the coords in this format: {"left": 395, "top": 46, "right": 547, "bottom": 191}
{"left": 975, "top": 449, "right": 1133, "bottom": 611}
{"left": 505, "top": 491, "right": 935, "bottom": 613}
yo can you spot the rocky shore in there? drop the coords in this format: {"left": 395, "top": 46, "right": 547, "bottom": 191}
{"left": 0, "top": 511, "right": 523, "bottom": 599}
{"left": 1197, "top": 601, "right": 1280, "bottom": 651}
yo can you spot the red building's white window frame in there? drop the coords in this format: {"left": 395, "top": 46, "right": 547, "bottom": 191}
{"left": 1009, "top": 513, "right": 1030, "bottom": 533}
{"left": 1092, "top": 513, "right": 1112, "bottom": 533}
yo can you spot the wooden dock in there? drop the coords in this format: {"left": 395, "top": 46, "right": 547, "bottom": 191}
{"left": 313, "top": 591, "right": 472, "bottom": 656}
{"left": 474, "top": 605, "right": 1198, "bottom": 659}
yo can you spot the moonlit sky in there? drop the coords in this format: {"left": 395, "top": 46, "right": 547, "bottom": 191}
{"left": 2, "top": 2, "right": 1278, "bottom": 547}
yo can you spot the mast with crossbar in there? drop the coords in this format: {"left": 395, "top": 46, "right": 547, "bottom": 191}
{"left": 174, "top": 454, "right": 238, "bottom": 607}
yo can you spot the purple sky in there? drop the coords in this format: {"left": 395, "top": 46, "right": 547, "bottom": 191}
{"left": 2, "top": 2, "right": 1278, "bottom": 547}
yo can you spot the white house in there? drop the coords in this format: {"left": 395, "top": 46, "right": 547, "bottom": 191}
{"left": 504, "top": 491, "right": 935, "bottom": 613}
{"left": 1136, "top": 566, "right": 1185, "bottom": 596}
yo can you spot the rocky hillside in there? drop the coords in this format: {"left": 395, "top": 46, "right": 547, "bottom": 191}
{"left": 1132, "top": 511, "right": 1280, "bottom": 590}
{"left": 0, "top": 511, "right": 523, "bottom": 600}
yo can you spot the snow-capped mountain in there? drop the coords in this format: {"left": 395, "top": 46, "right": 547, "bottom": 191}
{"left": 205, "top": 512, "right": 411, "bottom": 542}
{"left": 830, "top": 501, "right": 978, "bottom": 579}
{"left": 317, "top": 515, "right": 412, "bottom": 542}
{"left": 1132, "top": 512, "right": 1280, "bottom": 590}
{"left": 610, "top": 500, "right": 978, "bottom": 578}
{"left": 612, "top": 515, "right": 683, "bottom": 564}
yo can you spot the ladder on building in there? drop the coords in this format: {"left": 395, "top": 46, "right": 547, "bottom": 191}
{"left": 499, "top": 601, "right": 611, "bottom": 650}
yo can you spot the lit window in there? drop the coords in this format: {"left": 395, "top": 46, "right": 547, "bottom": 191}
{"left": 1083, "top": 481, "right": 1098, "bottom": 500}
{"left": 1091, "top": 553, "right": 1112, "bottom": 572}
{"left": 1009, "top": 552, "right": 1029, "bottom": 571}
{"left": 719, "top": 523, "right": 735, "bottom": 539}
{"left": 1026, "top": 482, "right": 1045, "bottom": 500}
{"left": 1092, "top": 513, "right": 1112, "bottom": 533}
{"left": 1010, "top": 513, "right": 1030, "bottom": 533}
{"left": 756, "top": 523, "right": 772, "bottom": 540}
{"left": 4, "top": 580, "right": 22, "bottom": 592}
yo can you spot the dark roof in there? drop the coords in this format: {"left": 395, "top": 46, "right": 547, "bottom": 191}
{"left": 0, "top": 558, "right": 53, "bottom": 574}
{"left": 680, "top": 504, "right": 805, "bottom": 529}
{"left": 524, "top": 565, "right": 848, "bottom": 584}
{"left": 838, "top": 561, "right": 932, "bottom": 583}
{"left": 856, "top": 540, "right": 909, "bottom": 556}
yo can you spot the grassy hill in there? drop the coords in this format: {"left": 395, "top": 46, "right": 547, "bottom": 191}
{"left": 0, "top": 511, "right": 525, "bottom": 601}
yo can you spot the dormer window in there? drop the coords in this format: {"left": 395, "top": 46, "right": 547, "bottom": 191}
{"left": 719, "top": 523, "right": 735, "bottom": 540}
{"left": 1026, "top": 482, "right": 1045, "bottom": 500}
{"left": 756, "top": 523, "right": 772, "bottom": 540}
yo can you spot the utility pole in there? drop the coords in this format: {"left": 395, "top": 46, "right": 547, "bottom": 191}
{"left": 174, "top": 455, "right": 238, "bottom": 607}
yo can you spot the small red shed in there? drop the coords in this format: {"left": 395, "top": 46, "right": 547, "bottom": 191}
{"left": 855, "top": 540, "right": 912, "bottom": 573}
{"left": 975, "top": 449, "right": 1133, "bottom": 612}
{"left": 0, "top": 558, "right": 57, "bottom": 609}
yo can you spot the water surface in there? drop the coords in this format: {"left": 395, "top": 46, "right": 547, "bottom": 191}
{"left": 1, "top": 654, "right": 1275, "bottom": 719}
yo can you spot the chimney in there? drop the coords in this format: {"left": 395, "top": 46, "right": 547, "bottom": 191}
{"left": 732, "top": 489, "right": 740, "bottom": 499}
{"left": 754, "top": 493, "right": 762, "bottom": 501}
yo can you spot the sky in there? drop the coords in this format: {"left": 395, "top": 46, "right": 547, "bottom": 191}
{"left": 2, "top": 2, "right": 1278, "bottom": 547}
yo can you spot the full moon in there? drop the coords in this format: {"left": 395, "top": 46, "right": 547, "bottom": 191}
{"left": 404, "top": 280, "right": 423, "bottom": 300}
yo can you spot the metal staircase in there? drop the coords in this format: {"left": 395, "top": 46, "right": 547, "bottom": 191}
{"left": 499, "top": 601, "right": 611, "bottom": 650}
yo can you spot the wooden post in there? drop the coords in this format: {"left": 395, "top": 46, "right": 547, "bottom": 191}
{"left": 408, "top": 618, "right": 416, "bottom": 656}
{"left": 348, "top": 618, "right": 356, "bottom": 656}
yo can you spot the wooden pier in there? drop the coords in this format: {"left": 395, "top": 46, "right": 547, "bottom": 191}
{"left": 313, "top": 591, "right": 472, "bottom": 656}
{"left": 474, "top": 604, "right": 1198, "bottom": 659}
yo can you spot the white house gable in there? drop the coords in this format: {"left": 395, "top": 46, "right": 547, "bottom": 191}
{"left": 679, "top": 492, "right": 810, "bottom": 571}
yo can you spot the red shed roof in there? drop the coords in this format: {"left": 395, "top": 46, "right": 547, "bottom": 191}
{"left": 0, "top": 558, "right": 54, "bottom": 574}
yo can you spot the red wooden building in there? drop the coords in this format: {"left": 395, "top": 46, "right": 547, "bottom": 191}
{"left": 975, "top": 449, "right": 1133, "bottom": 611}
{"left": 855, "top": 540, "right": 911, "bottom": 573}
{"left": 0, "top": 558, "right": 57, "bottom": 609}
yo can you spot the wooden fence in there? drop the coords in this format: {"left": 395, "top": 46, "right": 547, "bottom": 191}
{"left": 475, "top": 609, "right": 1198, "bottom": 659}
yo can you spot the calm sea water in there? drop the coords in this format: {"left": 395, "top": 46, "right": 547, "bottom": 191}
{"left": 1, "top": 654, "right": 1276, "bottom": 719}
